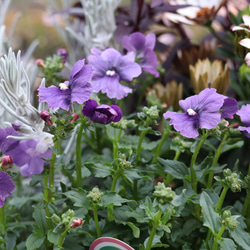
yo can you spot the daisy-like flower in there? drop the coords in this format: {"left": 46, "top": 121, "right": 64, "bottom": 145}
{"left": 82, "top": 99, "right": 122, "bottom": 124}
{"left": 236, "top": 104, "right": 250, "bottom": 138}
{"left": 0, "top": 171, "right": 15, "bottom": 208}
{"left": 38, "top": 59, "right": 93, "bottom": 111}
{"left": 122, "top": 32, "right": 159, "bottom": 77}
{"left": 162, "top": 0, "right": 227, "bottom": 25}
{"left": 87, "top": 48, "right": 142, "bottom": 100}
{"left": 163, "top": 88, "right": 238, "bottom": 138}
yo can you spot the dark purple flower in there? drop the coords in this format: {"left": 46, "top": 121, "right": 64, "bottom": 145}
{"left": 87, "top": 48, "right": 141, "bottom": 100}
{"left": 56, "top": 48, "right": 68, "bottom": 63}
{"left": 163, "top": 88, "right": 238, "bottom": 138}
{"left": 82, "top": 99, "right": 122, "bottom": 124}
{"left": 38, "top": 59, "right": 93, "bottom": 111}
{"left": 236, "top": 104, "right": 250, "bottom": 138}
{"left": 0, "top": 171, "right": 15, "bottom": 208}
{"left": 122, "top": 32, "right": 159, "bottom": 77}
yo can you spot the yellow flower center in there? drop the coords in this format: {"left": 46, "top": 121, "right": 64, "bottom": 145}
{"left": 196, "top": 7, "right": 210, "bottom": 18}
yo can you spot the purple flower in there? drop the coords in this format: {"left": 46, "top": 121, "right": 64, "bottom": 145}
{"left": 87, "top": 48, "right": 141, "bottom": 100}
{"left": 163, "top": 88, "right": 238, "bottom": 138}
{"left": 38, "top": 59, "right": 93, "bottom": 111}
{"left": 236, "top": 104, "right": 250, "bottom": 138}
{"left": 0, "top": 127, "right": 52, "bottom": 177}
{"left": 56, "top": 48, "right": 68, "bottom": 63}
{"left": 0, "top": 171, "right": 15, "bottom": 208}
{"left": 82, "top": 99, "right": 122, "bottom": 124}
{"left": 122, "top": 32, "right": 159, "bottom": 77}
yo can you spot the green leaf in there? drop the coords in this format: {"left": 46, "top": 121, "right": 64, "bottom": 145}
{"left": 221, "top": 138, "right": 244, "bottom": 153}
{"left": 84, "top": 162, "right": 111, "bottom": 178}
{"left": 127, "top": 222, "right": 140, "bottom": 238}
{"left": 218, "top": 238, "right": 237, "bottom": 250}
{"left": 106, "top": 125, "right": 124, "bottom": 141}
{"left": 64, "top": 189, "right": 90, "bottom": 210}
{"left": 32, "top": 206, "right": 47, "bottom": 234}
{"left": 200, "top": 192, "right": 221, "bottom": 235}
{"left": 26, "top": 234, "right": 45, "bottom": 250}
{"left": 158, "top": 158, "right": 189, "bottom": 179}
{"left": 230, "top": 223, "right": 250, "bottom": 250}
{"left": 99, "top": 192, "right": 132, "bottom": 207}
{"left": 48, "top": 229, "right": 60, "bottom": 245}
{"left": 5, "top": 231, "right": 16, "bottom": 250}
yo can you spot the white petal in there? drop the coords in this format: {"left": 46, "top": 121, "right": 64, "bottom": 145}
{"left": 239, "top": 38, "right": 250, "bottom": 49}
{"left": 243, "top": 15, "right": 250, "bottom": 27}
{"left": 177, "top": 6, "right": 201, "bottom": 19}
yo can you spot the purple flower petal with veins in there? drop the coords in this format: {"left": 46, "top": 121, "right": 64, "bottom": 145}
{"left": 88, "top": 48, "right": 141, "bottom": 100}
{"left": 122, "top": 32, "right": 159, "bottom": 77}
{"left": 164, "top": 88, "right": 238, "bottom": 138}
{"left": 0, "top": 171, "right": 15, "bottom": 208}
{"left": 237, "top": 104, "right": 250, "bottom": 138}
{"left": 38, "top": 59, "right": 93, "bottom": 110}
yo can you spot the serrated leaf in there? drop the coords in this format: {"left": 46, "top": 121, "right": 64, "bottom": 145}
{"left": 158, "top": 158, "right": 189, "bottom": 179}
{"left": 200, "top": 192, "right": 221, "bottom": 235}
{"left": 63, "top": 189, "right": 90, "bottom": 210}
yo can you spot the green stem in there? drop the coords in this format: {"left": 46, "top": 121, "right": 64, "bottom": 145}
{"left": 207, "top": 134, "right": 228, "bottom": 189}
{"left": 145, "top": 210, "right": 162, "bottom": 250}
{"left": 207, "top": 25, "right": 231, "bottom": 46}
{"left": 136, "top": 128, "right": 151, "bottom": 163}
{"left": 113, "top": 129, "right": 122, "bottom": 159}
{"left": 48, "top": 147, "right": 57, "bottom": 203}
{"left": 75, "top": 116, "right": 85, "bottom": 188}
{"left": 0, "top": 206, "right": 6, "bottom": 232}
{"left": 190, "top": 133, "right": 208, "bottom": 192}
{"left": 216, "top": 186, "right": 229, "bottom": 211}
{"left": 93, "top": 204, "right": 101, "bottom": 238}
{"left": 152, "top": 128, "right": 169, "bottom": 164}
{"left": 111, "top": 173, "right": 119, "bottom": 192}
{"left": 212, "top": 224, "right": 226, "bottom": 250}
{"left": 57, "top": 225, "right": 70, "bottom": 248}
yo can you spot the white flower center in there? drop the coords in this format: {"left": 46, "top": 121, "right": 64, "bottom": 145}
{"left": 187, "top": 108, "right": 197, "bottom": 116}
{"left": 106, "top": 70, "right": 116, "bottom": 76}
{"left": 59, "top": 83, "right": 68, "bottom": 90}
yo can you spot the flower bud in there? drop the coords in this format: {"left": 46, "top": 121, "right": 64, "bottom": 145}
{"left": 87, "top": 187, "right": 104, "bottom": 203}
{"left": 71, "top": 218, "right": 83, "bottom": 228}
{"left": 69, "top": 113, "right": 79, "bottom": 123}
{"left": 36, "top": 59, "right": 45, "bottom": 68}
{"left": 56, "top": 48, "right": 68, "bottom": 63}
{"left": 0, "top": 155, "right": 13, "bottom": 170}
{"left": 51, "top": 214, "right": 61, "bottom": 224}
{"left": 40, "top": 110, "right": 53, "bottom": 125}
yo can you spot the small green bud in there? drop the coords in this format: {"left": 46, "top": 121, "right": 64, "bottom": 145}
{"left": 153, "top": 182, "right": 175, "bottom": 204}
{"left": 87, "top": 187, "right": 104, "bottom": 203}
{"left": 51, "top": 214, "right": 61, "bottom": 224}
{"left": 223, "top": 210, "right": 231, "bottom": 218}
{"left": 62, "top": 209, "right": 75, "bottom": 224}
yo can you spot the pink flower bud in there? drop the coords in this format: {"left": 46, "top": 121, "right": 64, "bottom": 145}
{"left": 40, "top": 110, "right": 53, "bottom": 125}
{"left": 69, "top": 113, "right": 79, "bottom": 123}
{"left": 71, "top": 218, "right": 83, "bottom": 228}
{"left": 0, "top": 155, "right": 13, "bottom": 170}
{"left": 36, "top": 59, "right": 45, "bottom": 68}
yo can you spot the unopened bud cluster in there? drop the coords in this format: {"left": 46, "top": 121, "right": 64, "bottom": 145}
{"left": 223, "top": 169, "right": 243, "bottom": 192}
{"left": 142, "top": 106, "right": 159, "bottom": 120}
{"left": 111, "top": 118, "right": 136, "bottom": 130}
{"left": 87, "top": 187, "right": 104, "bottom": 203}
{"left": 222, "top": 210, "right": 239, "bottom": 230}
{"left": 153, "top": 182, "right": 175, "bottom": 204}
{"left": 0, "top": 155, "right": 13, "bottom": 170}
{"left": 117, "top": 153, "right": 132, "bottom": 169}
